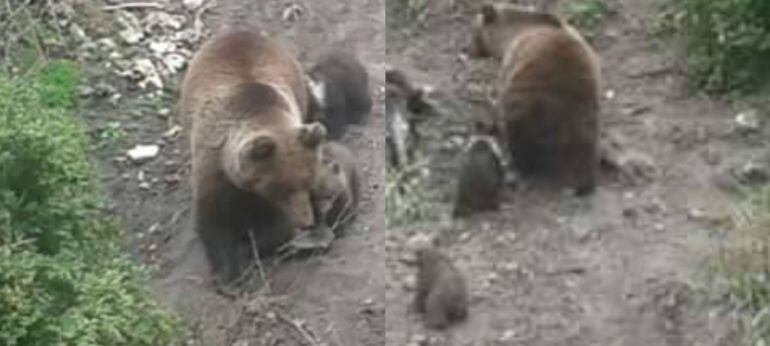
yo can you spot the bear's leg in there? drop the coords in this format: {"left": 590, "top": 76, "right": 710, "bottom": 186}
{"left": 561, "top": 141, "right": 598, "bottom": 196}
{"left": 424, "top": 291, "right": 449, "bottom": 329}
{"left": 192, "top": 179, "right": 248, "bottom": 286}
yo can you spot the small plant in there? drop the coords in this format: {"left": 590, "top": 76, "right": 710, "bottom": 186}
{"left": 97, "top": 121, "right": 126, "bottom": 148}
{"left": 560, "top": 0, "right": 606, "bottom": 33}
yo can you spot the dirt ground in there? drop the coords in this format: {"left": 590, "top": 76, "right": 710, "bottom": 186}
{"left": 83, "top": 0, "right": 385, "bottom": 345}
{"left": 385, "top": 0, "right": 755, "bottom": 345}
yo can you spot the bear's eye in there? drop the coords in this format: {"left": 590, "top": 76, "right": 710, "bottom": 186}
{"left": 244, "top": 136, "right": 276, "bottom": 161}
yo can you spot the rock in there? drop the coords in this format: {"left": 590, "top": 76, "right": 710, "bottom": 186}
{"left": 149, "top": 40, "right": 177, "bottom": 56}
{"left": 734, "top": 109, "right": 762, "bottom": 133}
{"left": 604, "top": 89, "right": 616, "bottom": 100}
{"left": 161, "top": 53, "right": 186, "bottom": 75}
{"left": 116, "top": 11, "right": 144, "bottom": 45}
{"left": 162, "top": 125, "right": 182, "bottom": 139}
{"left": 68, "top": 23, "right": 88, "bottom": 42}
{"left": 600, "top": 132, "right": 657, "bottom": 185}
{"left": 127, "top": 144, "right": 160, "bottom": 163}
{"left": 405, "top": 232, "right": 435, "bottom": 252}
{"left": 282, "top": 4, "right": 304, "bottom": 22}
{"left": 500, "top": 329, "right": 518, "bottom": 342}
{"left": 182, "top": 0, "right": 204, "bottom": 10}
{"left": 736, "top": 161, "right": 770, "bottom": 185}
{"left": 132, "top": 58, "right": 164, "bottom": 90}
{"left": 144, "top": 12, "right": 185, "bottom": 31}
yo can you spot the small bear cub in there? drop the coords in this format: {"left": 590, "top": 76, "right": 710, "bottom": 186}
{"left": 307, "top": 51, "right": 372, "bottom": 139}
{"left": 453, "top": 119, "right": 506, "bottom": 218}
{"left": 414, "top": 247, "right": 469, "bottom": 330}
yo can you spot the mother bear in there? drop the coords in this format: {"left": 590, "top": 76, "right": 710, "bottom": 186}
{"left": 180, "top": 30, "right": 326, "bottom": 286}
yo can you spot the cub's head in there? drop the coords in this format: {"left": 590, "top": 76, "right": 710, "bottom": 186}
{"left": 223, "top": 122, "right": 326, "bottom": 228}
{"left": 312, "top": 150, "right": 348, "bottom": 218}
{"left": 469, "top": 3, "right": 562, "bottom": 59}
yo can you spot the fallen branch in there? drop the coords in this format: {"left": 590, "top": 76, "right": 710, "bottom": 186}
{"left": 103, "top": 2, "right": 164, "bottom": 11}
{"left": 277, "top": 313, "right": 321, "bottom": 346}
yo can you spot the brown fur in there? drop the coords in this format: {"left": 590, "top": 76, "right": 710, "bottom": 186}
{"left": 306, "top": 51, "right": 372, "bottom": 139}
{"left": 312, "top": 141, "right": 360, "bottom": 235}
{"left": 180, "top": 30, "right": 326, "bottom": 286}
{"left": 453, "top": 121, "right": 506, "bottom": 218}
{"left": 470, "top": 3, "right": 601, "bottom": 195}
{"left": 414, "top": 247, "right": 469, "bottom": 330}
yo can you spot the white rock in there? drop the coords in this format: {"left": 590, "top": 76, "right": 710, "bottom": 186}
{"left": 133, "top": 58, "right": 164, "bottom": 90}
{"left": 149, "top": 40, "right": 177, "bottom": 55}
{"left": 282, "top": 4, "right": 304, "bottom": 22}
{"left": 182, "top": 0, "right": 204, "bottom": 10}
{"left": 116, "top": 11, "right": 144, "bottom": 45}
{"left": 734, "top": 109, "right": 761, "bottom": 133}
{"left": 127, "top": 144, "right": 160, "bottom": 162}
{"left": 162, "top": 53, "right": 186, "bottom": 75}
{"left": 144, "top": 12, "right": 185, "bottom": 31}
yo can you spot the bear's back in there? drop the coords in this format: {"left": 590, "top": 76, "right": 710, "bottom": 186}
{"left": 500, "top": 26, "right": 600, "bottom": 109}
{"left": 180, "top": 30, "right": 308, "bottom": 128}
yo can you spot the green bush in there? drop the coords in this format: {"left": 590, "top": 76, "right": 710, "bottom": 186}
{"left": 0, "top": 62, "right": 180, "bottom": 346}
{"left": 669, "top": 0, "right": 770, "bottom": 93}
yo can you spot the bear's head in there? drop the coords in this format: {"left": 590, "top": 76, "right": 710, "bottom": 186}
{"left": 222, "top": 121, "right": 326, "bottom": 229}
{"left": 469, "top": 3, "right": 562, "bottom": 59}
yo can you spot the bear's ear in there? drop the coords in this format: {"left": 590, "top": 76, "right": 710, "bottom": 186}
{"left": 481, "top": 3, "right": 497, "bottom": 24}
{"left": 298, "top": 122, "right": 326, "bottom": 148}
{"left": 244, "top": 136, "right": 276, "bottom": 161}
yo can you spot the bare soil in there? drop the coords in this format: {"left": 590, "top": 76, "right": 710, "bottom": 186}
{"left": 83, "top": 0, "right": 385, "bottom": 345}
{"left": 385, "top": 0, "right": 755, "bottom": 345}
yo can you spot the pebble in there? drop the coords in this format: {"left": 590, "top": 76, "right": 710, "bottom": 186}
{"left": 734, "top": 109, "right": 761, "bottom": 133}
{"left": 127, "top": 144, "right": 160, "bottom": 163}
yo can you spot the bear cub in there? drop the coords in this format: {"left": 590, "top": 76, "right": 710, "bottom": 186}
{"left": 313, "top": 141, "right": 361, "bottom": 235}
{"left": 307, "top": 51, "right": 372, "bottom": 139}
{"left": 453, "top": 120, "right": 506, "bottom": 218}
{"left": 414, "top": 247, "right": 469, "bottom": 330}
{"left": 469, "top": 3, "right": 601, "bottom": 195}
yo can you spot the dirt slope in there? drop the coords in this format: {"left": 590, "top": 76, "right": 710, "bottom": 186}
{"left": 385, "top": 0, "right": 748, "bottom": 345}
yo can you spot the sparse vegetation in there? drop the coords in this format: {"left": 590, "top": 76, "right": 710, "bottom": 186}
{"left": 706, "top": 186, "right": 770, "bottom": 345}
{"left": 663, "top": 0, "right": 770, "bottom": 93}
{"left": 386, "top": 158, "right": 432, "bottom": 228}
{"left": 560, "top": 0, "right": 607, "bottom": 34}
{"left": 0, "top": 62, "right": 181, "bottom": 345}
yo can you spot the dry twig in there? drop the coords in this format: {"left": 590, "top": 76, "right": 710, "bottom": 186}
{"left": 276, "top": 312, "right": 321, "bottom": 346}
{"left": 102, "top": 2, "right": 164, "bottom": 11}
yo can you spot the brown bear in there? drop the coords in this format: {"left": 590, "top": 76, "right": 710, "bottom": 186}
{"left": 180, "top": 29, "right": 326, "bottom": 286}
{"left": 306, "top": 51, "right": 372, "bottom": 139}
{"left": 469, "top": 3, "right": 601, "bottom": 195}
{"left": 453, "top": 120, "right": 506, "bottom": 218}
{"left": 414, "top": 247, "right": 469, "bottom": 330}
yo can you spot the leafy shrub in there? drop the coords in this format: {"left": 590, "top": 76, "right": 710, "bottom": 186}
{"left": 667, "top": 0, "right": 770, "bottom": 93}
{"left": 0, "top": 63, "right": 181, "bottom": 346}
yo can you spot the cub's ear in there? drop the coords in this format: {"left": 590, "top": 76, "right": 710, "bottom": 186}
{"left": 243, "top": 135, "right": 276, "bottom": 161}
{"left": 481, "top": 3, "right": 497, "bottom": 24}
{"left": 298, "top": 122, "right": 326, "bottom": 148}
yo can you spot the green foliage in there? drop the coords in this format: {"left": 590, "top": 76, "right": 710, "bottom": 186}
{"left": 0, "top": 62, "right": 181, "bottom": 346}
{"left": 706, "top": 186, "right": 770, "bottom": 344}
{"left": 560, "top": 0, "right": 606, "bottom": 32}
{"left": 666, "top": 0, "right": 770, "bottom": 93}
